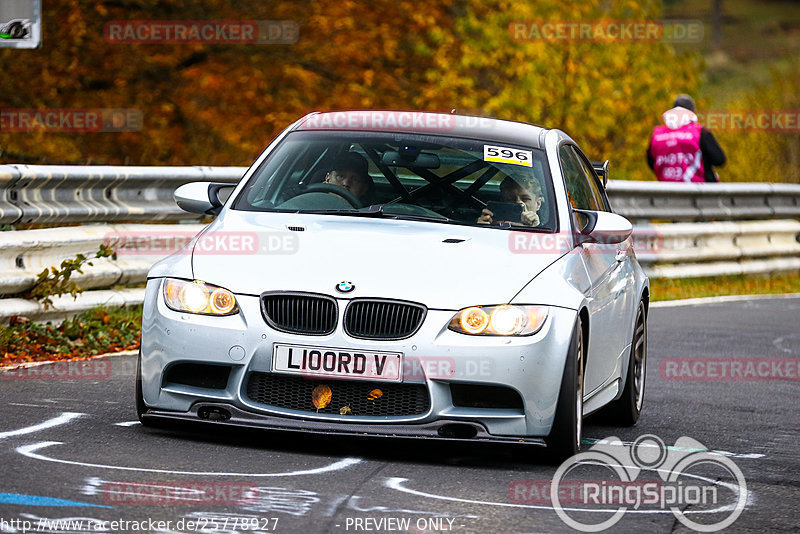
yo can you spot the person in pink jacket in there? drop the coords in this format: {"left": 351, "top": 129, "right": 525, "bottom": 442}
{"left": 646, "top": 95, "right": 726, "bottom": 182}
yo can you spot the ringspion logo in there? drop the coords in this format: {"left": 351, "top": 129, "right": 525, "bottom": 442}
{"left": 550, "top": 435, "right": 747, "bottom": 532}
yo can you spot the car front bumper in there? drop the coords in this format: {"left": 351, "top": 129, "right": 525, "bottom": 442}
{"left": 140, "top": 278, "right": 578, "bottom": 440}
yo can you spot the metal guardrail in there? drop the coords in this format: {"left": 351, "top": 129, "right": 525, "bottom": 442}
{"left": 1, "top": 165, "right": 800, "bottom": 225}
{"left": 606, "top": 180, "right": 800, "bottom": 222}
{"left": 0, "top": 165, "right": 798, "bottom": 321}
{"left": 635, "top": 220, "right": 800, "bottom": 278}
{"left": 0, "top": 223, "right": 205, "bottom": 296}
{"left": 1, "top": 288, "right": 146, "bottom": 325}
{"left": 0, "top": 165, "right": 246, "bottom": 225}
{"left": 1, "top": 221, "right": 799, "bottom": 322}
{"left": 0, "top": 223, "right": 204, "bottom": 322}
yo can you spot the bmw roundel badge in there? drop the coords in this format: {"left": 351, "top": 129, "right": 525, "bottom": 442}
{"left": 336, "top": 281, "right": 355, "bottom": 293}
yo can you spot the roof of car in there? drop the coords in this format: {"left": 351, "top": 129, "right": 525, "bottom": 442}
{"left": 292, "top": 110, "right": 549, "bottom": 149}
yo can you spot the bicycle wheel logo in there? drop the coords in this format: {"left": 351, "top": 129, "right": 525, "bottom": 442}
{"left": 551, "top": 434, "right": 748, "bottom": 532}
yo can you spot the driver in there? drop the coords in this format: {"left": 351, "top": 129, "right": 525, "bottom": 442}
{"left": 324, "top": 152, "right": 374, "bottom": 201}
{"left": 477, "top": 174, "right": 544, "bottom": 227}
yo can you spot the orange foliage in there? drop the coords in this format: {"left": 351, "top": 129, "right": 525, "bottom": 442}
{"left": 311, "top": 384, "right": 332, "bottom": 410}
{"left": 0, "top": 0, "right": 699, "bottom": 180}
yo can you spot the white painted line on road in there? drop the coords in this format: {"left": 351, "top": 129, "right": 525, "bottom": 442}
{"left": 651, "top": 292, "right": 800, "bottom": 309}
{"left": 16, "top": 441, "right": 362, "bottom": 477}
{"left": 345, "top": 495, "right": 480, "bottom": 518}
{"left": 113, "top": 421, "right": 141, "bottom": 427}
{"left": 0, "top": 412, "right": 84, "bottom": 440}
{"left": 771, "top": 336, "right": 794, "bottom": 354}
{"left": 0, "top": 350, "right": 136, "bottom": 372}
{"left": 386, "top": 476, "right": 571, "bottom": 512}
{"left": 583, "top": 437, "right": 765, "bottom": 459}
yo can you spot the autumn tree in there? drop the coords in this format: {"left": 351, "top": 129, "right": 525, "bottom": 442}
{"left": 0, "top": 0, "right": 703, "bottom": 181}
{"left": 419, "top": 0, "right": 702, "bottom": 179}
{"left": 0, "top": 0, "right": 454, "bottom": 165}
{"left": 708, "top": 60, "right": 800, "bottom": 183}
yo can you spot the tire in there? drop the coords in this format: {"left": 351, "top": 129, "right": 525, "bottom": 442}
{"left": 546, "top": 319, "right": 584, "bottom": 462}
{"left": 605, "top": 301, "right": 647, "bottom": 426}
{"left": 7, "top": 22, "right": 29, "bottom": 39}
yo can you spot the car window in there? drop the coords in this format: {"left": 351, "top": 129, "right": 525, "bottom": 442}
{"left": 558, "top": 145, "right": 603, "bottom": 212}
{"left": 232, "top": 131, "right": 557, "bottom": 231}
{"left": 573, "top": 148, "right": 610, "bottom": 212}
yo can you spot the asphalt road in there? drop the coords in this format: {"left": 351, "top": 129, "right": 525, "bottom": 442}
{"left": 0, "top": 296, "right": 798, "bottom": 534}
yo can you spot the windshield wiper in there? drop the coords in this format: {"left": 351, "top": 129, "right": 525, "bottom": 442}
{"left": 303, "top": 204, "right": 449, "bottom": 222}
{"left": 361, "top": 204, "right": 450, "bottom": 222}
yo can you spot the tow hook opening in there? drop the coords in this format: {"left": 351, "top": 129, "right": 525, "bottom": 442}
{"left": 198, "top": 406, "right": 231, "bottom": 422}
{"left": 437, "top": 423, "right": 478, "bottom": 439}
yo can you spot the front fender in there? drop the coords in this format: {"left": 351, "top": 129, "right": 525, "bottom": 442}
{"left": 511, "top": 251, "right": 590, "bottom": 311}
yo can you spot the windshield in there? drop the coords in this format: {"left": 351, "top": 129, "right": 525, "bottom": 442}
{"left": 232, "top": 131, "right": 556, "bottom": 231}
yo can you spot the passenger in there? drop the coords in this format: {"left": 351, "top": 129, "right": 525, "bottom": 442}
{"left": 324, "top": 152, "right": 374, "bottom": 200}
{"left": 477, "top": 175, "right": 544, "bottom": 227}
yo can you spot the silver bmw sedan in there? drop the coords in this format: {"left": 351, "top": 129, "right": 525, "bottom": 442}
{"left": 137, "top": 110, "right": 649, "bottom": 460}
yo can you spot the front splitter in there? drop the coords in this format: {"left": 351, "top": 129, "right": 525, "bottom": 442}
{"left": 142, "top": 402, "right": 548, "bottom": 447}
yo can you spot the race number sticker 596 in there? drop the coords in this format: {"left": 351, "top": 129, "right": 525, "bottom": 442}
{"left": 484, "top": 145, "right": 533, "bottom": 167}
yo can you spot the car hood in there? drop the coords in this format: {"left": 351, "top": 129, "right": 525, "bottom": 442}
{"left": 190, "top": 211, "right": 566, "bottom": 310}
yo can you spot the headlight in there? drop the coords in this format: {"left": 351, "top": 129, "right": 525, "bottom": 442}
{"left": 448, "top": 305, "right": 548, "bottom": 336}
{"left": 162, "top": 279, "right": 239, "bottom": 316}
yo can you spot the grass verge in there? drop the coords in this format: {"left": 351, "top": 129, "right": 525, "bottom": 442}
{"left": 650, "top": 271, "right": 800, "bottom": 301}
{"left": 0, "top": 307, "right": 141, "bottom": 367}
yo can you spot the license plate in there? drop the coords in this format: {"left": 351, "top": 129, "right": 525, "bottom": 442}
{"left": 272, "top": 343, "right": 403, "bottom": 382}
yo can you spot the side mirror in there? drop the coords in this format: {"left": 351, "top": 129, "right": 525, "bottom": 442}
{"left": 174, "top": 182, "right": 235, "bottom": 215}
{"left": 573, "top": 209, "right": 632, "bottom": 245}
{"left": 591, "top": 160, "right": 610, "bottom": 188}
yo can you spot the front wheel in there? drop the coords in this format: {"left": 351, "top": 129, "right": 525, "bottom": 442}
{"left": 546, "top": 319, "right": 584, "bottom": 461}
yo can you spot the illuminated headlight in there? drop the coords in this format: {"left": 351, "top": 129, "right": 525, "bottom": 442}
{"left": 448, "top": 305, "right": 548, "bottom": 336}
{"left": 162, "top": 279, "right": 238, "bottom": 316}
